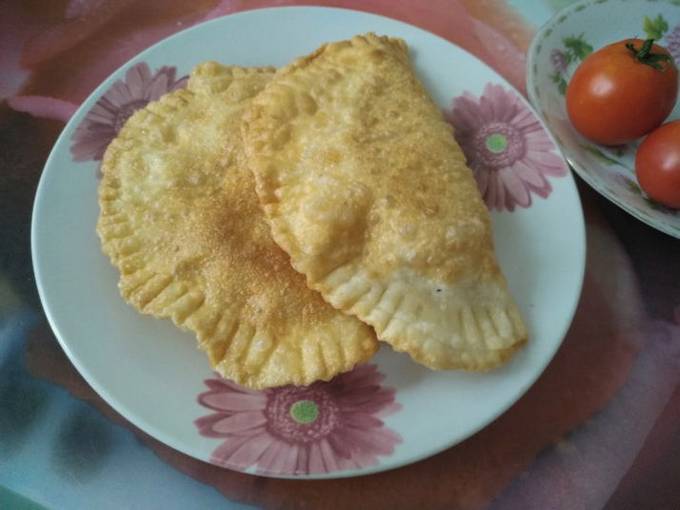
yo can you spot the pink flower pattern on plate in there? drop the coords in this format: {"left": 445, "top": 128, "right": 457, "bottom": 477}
{"left": 70, "top": 62, "right": 187, "bottom": 162}
{"left": 195, "top": 364, "right": 402, "bottom": 476}
{"left": 667, "top": 24, "right": 680, "bottom": 64}
{"left": 446, "top": 83, "right": 567, "bottom": 211}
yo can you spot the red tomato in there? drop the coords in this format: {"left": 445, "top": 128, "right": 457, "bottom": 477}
{"left": 635, "top": 120, "right": 680, "bottom": 209}
{"left": 566, "top": 38, "right": 678, "bottom": 145}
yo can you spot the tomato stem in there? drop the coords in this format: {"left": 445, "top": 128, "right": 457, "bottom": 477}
{"left": 625, "top": 38, "right": 674, "bottom": 71}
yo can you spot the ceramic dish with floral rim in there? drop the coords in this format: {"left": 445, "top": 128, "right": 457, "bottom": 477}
{"left": 32, "top": 7, "right": 585, "bottom": 479}
{"left": 527, "top": 0, "right": 680, "bottom": 238}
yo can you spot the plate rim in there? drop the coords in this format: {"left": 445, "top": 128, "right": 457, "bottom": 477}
{"left": 525, "top": 0, "right": 680, "bottom": 240}
{"left": 32, "top": 5, "right": 586, "bottom": 479}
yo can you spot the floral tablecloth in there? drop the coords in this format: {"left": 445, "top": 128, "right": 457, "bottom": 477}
{"left": 1, "top": 1, "right": 679, "bottom": 509}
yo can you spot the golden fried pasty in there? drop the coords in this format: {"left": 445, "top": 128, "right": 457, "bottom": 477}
{"left": 243, "top": 35, "right": 527, "bottom": 370}
{"left": 97, "top": 62, "right": 378, "bottom": 388}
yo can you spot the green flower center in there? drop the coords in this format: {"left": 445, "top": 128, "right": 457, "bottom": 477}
{"left": 289, "top": 400, "right": 319, "bottom": 424}
{"left": 485, "top": 133, "right": 508, "bottom": 154}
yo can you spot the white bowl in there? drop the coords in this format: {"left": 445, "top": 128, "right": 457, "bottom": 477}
{"left": 527, "top": 0, "right": 680, "bottom": 238}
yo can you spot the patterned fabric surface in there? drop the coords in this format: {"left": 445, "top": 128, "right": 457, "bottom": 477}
{"left": 1, "top": 1, "right": 679, "bottom": 508}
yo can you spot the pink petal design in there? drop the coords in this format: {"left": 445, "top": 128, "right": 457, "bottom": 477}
{"left": 326, "top": 429, "right": 353, "bottom": 459}
{"left": 334, "top": 384, "right": 383, "bottom": 402}
{"left": 452, "top": 107, "right": 482, "bottom": 134}
{"left": 475, "top": 164, "right": 491, "bottom": 195}
{"left": 446, "top": 82, "right": 567, "bottom": 212}
{"left": 341, "top": 445, "right": 379, "bottom": 470}
{"left": 7, "top": 95, "right": 78, "bottom": 122}
{"left": 376, "top": 427, "right": 403, "bottom": 453}
{"left": 354, "top": 427, "right": 398, "bottom": 456}
{"left": 70, "top": 61, "right": 188, "bottom": 165}
{"left": 512, "top": 108, "right": 538, "bottom": 132}
{"left": 194, "top": 414, "right": 231, "bottom": 438}
{"left": 337, "top": 391, "right": 397, "bottom": 416}
{"left": 478, "top": 93, "right": 497, "bottom": 123}
{"left": 376, "top": 401, "right": 403, "bottom": 418}
{"left": 451, "top": 95, "right": 484, "bottom": 131}
{"left": 106, "top": 80, "right": 135, "bottom": 108}
{"left": 486, "top": 173, "right": 499, "bottom": 210}
{"left": 257, "top": 438, "right": 286, "bottom": 473}
{"left": 87, "top": 103, "right": 118, "bottom": 124}
{"left": 319, "top": 438, "right": 340, "bottom": 472}
{"left": 278, "top": 444, "right": 301, "bottom": 475}
{"left": 524, "top": 131, "right": 556, "bottom": 151}
{"left": 342, "top": 412, "right": 385, "bottom": 429}
{"left": 205, "top": 377, "right": 261, "bottom": 394}
{"left": 334, "top": 442, "right": 360, "bottom": 470}
{"left": 336, "top": 451, "right": 363, "bottom": 472}
{"left": 495, "top": 174, "right": 507, "bottom": 211}
{"left": 211, "top": 436, "right": 248, "bottom": 465}
{"left": 501, "top": 168, "right": 531, "bottom": 208}
{"left": 266, "top": 441, "right": 295, "bottom": 474}
{"left": 512, "top": 160, "right": 545, "bottom": 189}
{"left": 169, "top": 75, "right": 189, "bottom": 92}
{"left": 341, "top": 427, "right": 387, "bottom": 454}
{"left": 335, "top": 363, "right": 383, "bottom": 388}
{"left": 527, "top": 151, "right": 568, "bottom": 177}
{"left": 70, "top": 127, "right": 116, "bottom": 161}
{"left": 308, "top": 442, "right": 326, "bottom": 473}
{"left": 485, "top": 83, "right": 517, "bottom": 123}
{"left": 228, "top": 433, "right": 273, "bottom": 468}
{"left": 195, "top": 363, "right": 401, "bottom": 475}
{"left": 666, "top": 25, "right": 680, "bottom": 64}
{"left": 200, "top": 391, "right": 267, "bottom": 412}
{"left": 211, "top": 411, "right": 267, "bottom": 434}
{"left": 493, "top": 93, "right": 517, "bottom": 123}
{"left": 295, "top": 444, "right": 309, "bottom": 474}
{"left": 147, "top": 72, "right": 171, "bottom": 101}
{"left": 531, "top": 179, "right": 553, "bottom": 199}
{"left": 125, "top": 62, "right": 152, "bottom": 97}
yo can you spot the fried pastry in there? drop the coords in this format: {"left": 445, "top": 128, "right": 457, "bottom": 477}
{"left": 97, "top": 62, "right": 378, "bottom": 388}
{"left": 242, "top": 35, "right": 527, "bottom": 370}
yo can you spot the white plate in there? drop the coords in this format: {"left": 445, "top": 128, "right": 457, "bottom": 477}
{"left": 32, "top": 6, "right": 585, "bottom": 479}
{"left": 527, "top": 0, "right": 680, "bottom": 239}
